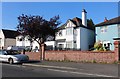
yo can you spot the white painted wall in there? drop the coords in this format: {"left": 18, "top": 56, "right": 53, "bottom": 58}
{"left": 32, "top": 41, "right": 39, "bottom": 49}
{"left": 0, "top": 30, "right": 5, "bottom": 49}
{"left": 16, "top": 35, "right": 56, "bottom": 50}
{"left": 66, "top": 20, "right": 76, "bottom": 28}
{"left": 76, "top": 27, "right": 80, "bottom": 49}
{"left": 55, "top": 20, "right": 76, "bottom": 49}
{"left": 45, "top": 41, "right": 56, "bottom": 49}
{"left": 16, "top": 35, "right": 30, "bottom": 47}
{"left": 56, "top": 29, "right": 66, "bottom": 40}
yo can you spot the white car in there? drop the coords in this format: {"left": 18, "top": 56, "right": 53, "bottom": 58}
{"left": 0, "top": 50, "right": 29, "bottom": 64}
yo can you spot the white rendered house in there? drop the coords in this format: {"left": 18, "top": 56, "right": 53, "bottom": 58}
{"left": 55, "top": 9, "right": 95, "bottom": 50}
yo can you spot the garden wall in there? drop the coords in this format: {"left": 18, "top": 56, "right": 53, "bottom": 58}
{"left": 45, "top": 51, "right": 115, "bottom": 63}
{"left": 23, "top": 52, "right": 40, "bottom": 61}
{"left": 22, "top": 41, "right": 120, "bottom": 63}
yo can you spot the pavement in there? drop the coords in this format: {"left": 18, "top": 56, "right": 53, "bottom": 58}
{"left": 23, "top": 60, "right": 118, "bottom": 69}
{"left": 22, "top": 60, "right": 119, "bottom": 77}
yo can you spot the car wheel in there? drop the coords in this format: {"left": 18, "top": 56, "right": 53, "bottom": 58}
{"left": 9, "top": 58, "right": 14, "bottom": 64}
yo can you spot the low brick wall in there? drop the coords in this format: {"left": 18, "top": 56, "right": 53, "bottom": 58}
{"left": 45, "top": 51, "right": 116, "bottom": 63}
{"left": 23, "top": 50, "right": 116, "bottom": 63}
{"left": 24, "top": 52, "right": 40, "bottom": 61}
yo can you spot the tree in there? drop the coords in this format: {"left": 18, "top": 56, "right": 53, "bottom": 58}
{"left": 87, "top": 19, "right": 95, "bottom": 31}
{"left": 17, "top": 14, "right": 61, "bottom": 60}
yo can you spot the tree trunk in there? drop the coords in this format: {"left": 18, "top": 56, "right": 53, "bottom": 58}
{"left": 39, "top": 43, "right": 45, "bottom": 61}
{"left": 41, "top": 43, "right": 45, "bottom": 60}
{"left": 39, "top": 44, "right": 42, "bottom": 61}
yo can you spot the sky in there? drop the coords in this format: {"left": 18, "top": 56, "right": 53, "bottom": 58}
{"left": 1, "top": 2, "right": 119, "bottom": 30}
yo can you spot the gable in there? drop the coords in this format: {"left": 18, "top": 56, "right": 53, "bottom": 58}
{"left": 66, "top": 20, "right": 76, "bottom": 28}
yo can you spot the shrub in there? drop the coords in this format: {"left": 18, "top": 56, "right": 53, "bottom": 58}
{"left": 94, "top": 41, "right": 106, "bottom": 51}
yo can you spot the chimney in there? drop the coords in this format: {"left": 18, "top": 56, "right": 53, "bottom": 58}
{"left": 104, "top": 17, "right": 108, "bottom": 22}
{"left": 82, "top": 9, "right": 87, "bottom": 27}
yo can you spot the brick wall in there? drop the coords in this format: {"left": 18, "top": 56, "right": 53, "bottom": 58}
{"left": 23, "top": 51, "right": 115, "bottom": 63}
{"left": 45, "top": 51, "right": 115, "bottom": 63}
{"left": 24, "top": 52, "right": 41, "bottom": 61}
{"left": 22, "top": 41, "right": 120, "bottom": 63}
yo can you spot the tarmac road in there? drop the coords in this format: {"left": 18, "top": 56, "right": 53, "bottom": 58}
{"left": 1, "top": 61, "right": 119, "bottom": 79}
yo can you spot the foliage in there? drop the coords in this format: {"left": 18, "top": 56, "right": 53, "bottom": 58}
{"left": 94, "top": 41, "right": 105, "bottom": 51}
{"left": 17, "top": 14, "right": 61, "bottom": 45}
{"left": 87, "top": 19, "right": 95, "bottom": 31}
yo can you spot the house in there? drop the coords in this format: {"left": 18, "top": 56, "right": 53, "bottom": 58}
{"left": 55, "top": 9, "right": 95, "bottom": 50}
{"left": 16, "top": 34, "right": 56, "bottom": 50}
{"left": 16, "top": 9, "right": 95, "bottom": 51}
{"left": 95, "top": 16, "right": 120, "bottom": 50}
{"left": 0, "top": 29, "right": 19, "bottom": 49}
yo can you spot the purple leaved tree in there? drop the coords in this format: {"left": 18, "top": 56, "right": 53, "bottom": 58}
{"left": 17, "top": 14, "right": 61, "bottom": 60}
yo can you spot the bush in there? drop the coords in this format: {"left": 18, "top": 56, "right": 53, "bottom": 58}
{"left": 94, "top": 41, "right": 106, "bottom": 51}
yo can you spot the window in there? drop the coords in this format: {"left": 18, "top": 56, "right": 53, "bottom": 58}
{"left": 66, "top": 41, "right": 72, "bottom": 48}
{"left": 58, "top": 31, "right": 62, "bottom": 36}
{"left": 100, "top": 26, "right": 107, "bottom": 33}
{"left": 66, "top": 28, "right": 72, "bottom": 35}
{"left": 73, "top": 29, "right": 77, "bottom": 35}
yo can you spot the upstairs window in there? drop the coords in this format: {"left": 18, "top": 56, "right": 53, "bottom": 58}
{"left": 66, "top": 28, "right": 72, "bottom": 35}
{"left": 100, "top": 26, "right": 107, "bottom": 33}
{"left": 73, "top": 29, "right": 77, "bottom": 35}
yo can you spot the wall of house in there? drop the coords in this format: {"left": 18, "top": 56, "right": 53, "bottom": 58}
{"left": 4, "top": 38, "right": 16, "bottom": 49}
{"left": 56, "top": 29, "right": 66, "bottom": 40}
{"left": 45, "top": 41, "right": 56, "bottom": 50}
{"left": 76, "top": 28, "right": 80, "bottom": 50}
{"left": 16, "top": 35, "right": 31, "bottom": 47}
{"left": 118, "top": 24, "right": 120, "bottom": 37}
{"left": 55, "top": 29, "right": 66, "bottom": 49}
{"left": 0, "top": 30, "right": 5, "bottom": 49}
{"left": 96, "top": 24, "right": 118, "bottom": 50}
{"left": 80, "top": 27, "right": 88, "bottom": 50}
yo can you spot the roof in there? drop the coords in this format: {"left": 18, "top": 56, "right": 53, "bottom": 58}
{"left": 57, "top": 17, "right": 94, "bottom": 30}
{"left": 95, "top": 16, "right": 120, "bottom": 27}
{"left": 2, "top": 29, "right": 20, "bottom": 39}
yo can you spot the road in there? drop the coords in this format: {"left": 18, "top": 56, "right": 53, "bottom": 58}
{"left": 1, "top": 62, "right": 119, "bottom": 78}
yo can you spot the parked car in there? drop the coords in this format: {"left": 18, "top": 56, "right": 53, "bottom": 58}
{"left": 7, "top": 46, "right": 25, "bottom": 51}
{"left": 0, "top": 50, "right": 29, "bottom": 64}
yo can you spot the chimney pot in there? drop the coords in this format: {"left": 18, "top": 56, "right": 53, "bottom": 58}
{"left": 104, "top": 17, "right": 108, "bottom": 22}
